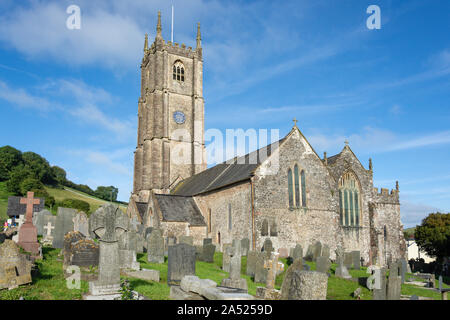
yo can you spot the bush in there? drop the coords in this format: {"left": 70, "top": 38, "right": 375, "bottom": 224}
{"left": 20, "top": 177, "right": 44, "bottom": 195}
{"left": 55, "top": 198, "right": 90, "bottom": 213}
{"left": 6, "top": 165, "right": 34, "bottom": 195}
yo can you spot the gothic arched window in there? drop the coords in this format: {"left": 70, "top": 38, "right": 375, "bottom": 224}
{"left": 301, "top": 170, "right": 307, "bottom": 207}
{"left": 173, "top": 61, "right": 185, "bottom": 82}
{"left": 294, "top": 165, "right": 300, "bottom": 208}
{"left": 339, "top": 171, "right": 361, "bottom": 227}
{"left": 288, "top": 168, "right": 294, "bottom": 208}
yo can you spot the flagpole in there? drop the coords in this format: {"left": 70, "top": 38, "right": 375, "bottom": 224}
{"left": 171, "top": 5, "right": 174, "bottom": 43}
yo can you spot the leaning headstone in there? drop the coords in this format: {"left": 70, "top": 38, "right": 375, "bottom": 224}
{"left": 241, "top": 238, "right": 249, "bottom": 256}
{"left": 222, "top": 243, "right": 232, "bottom": 272}
{"left": 262, "top": 238, "right": 273, "bottom": 260}
{"left": 70, "top": 239, "right": 99, "bottom": 267}
{"left": 254, "top": 252, "right": 268, "bottom": 283}
{"left": 352, "top": 251, "right": 361, "bottom": 270}
{"left": 33, "top": 209, "right": 52, "bottom": 236}
{"left": 73, "top": 212, "right": 89, "bottom": 238}
{"left": 221, "top": 240, "right": 247, "bottom": 291}
{"left": 53, "top": 207, "right": 77, "bottom": 249}
{"left": 87, "top": 204, "right": 128, "bottom": 299}
{"left": 0, "top": 240, "right": 32, "bottom": 289}
{"left": 316, "top": 256, "right": 331, "bottom": 274}
{"left": 291, "top": 244, "right": 303, "bottom": 261}
{"left": 179, "top": 235, "right": 193, "bottom": 246}
{"left": 246, "top": 250, "right": 258, "bottom": 277}
{"left": 201, "top": 244, "right": 216, "bottom": 263}
{"left": 167, "top": 243, "right": 196, "bottom": 285}
{"left": 312, "top": 241, "right": 322, "bottom": 261}
{"left": 280, "top": 258, "right": 304, "bottom": 300}
{"left": 147, "top": 229, "right": 164, "bottom": 263}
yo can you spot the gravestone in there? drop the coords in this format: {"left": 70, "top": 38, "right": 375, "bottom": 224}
{"left": 241, "top": 238, "right": 250, "bottom": 256}
{"left": 165, "top": 236, "right": 177, "bottom": 256}
{"left": 118, "top": 229, "right": 139, "bottom": 270}
{"left": 387, "top": 262, "right": 402, "bottom": 300}
{"left": 399, "top": 258, "right": 407, "bottom": 284}
{"left": 280, "top": 258, "right": 304, "bottom": 300}
{"left": 70, "top": 239, "right": 99, "bottom": 267}
{"left": 12, "top": 215, "right": 24, "bottom": 242}
{"left": 203, "top": 238, "right": 212, "bottom": 246}
{"left": 201, "top": 243, "right": 216, "bottom": 263}
{"left": 316, "top": 256, "right": 331, "bottom": 274}
{"left": 147, "top": 229, "right": 164, "bottom": 263}
{"left": 179, "top": 235, "right": 193, "bottom": 246}
{"left": 291, "top": 271, "right": 328, "bottom": 300}
{"left": 264, "top": 252, "right": 284, "bottom": 290}
{"left": 136, "top": 233, "right": 145, "bottom": 253}
{"left": 0, "top": 240, "right": 32, "bottom": 289}
{"left": 17, "top": 192, "right": 41, "bottom": 256}
{"left": 321, "top": 245, "right": 330, "bottom": 260}
{"left": 222, "top": 243, "right": 232, "bottom": 272}
{"left": 63, "top": 231, "right": 86, "bottom": 267}
{"left": 304, "top": 244, "right": 314, "bottom": 261}
{"left": 167, "top": 243, "right": 196, "bottom": 285}
{"left": 312, "top": 241, "right": 322, "bottom": 261}
{"left": 291, "top": 244, "right": 303, "bottom": 261}
{"left": 33, "top": 209, "right": 52, "bottom": 236}
{"left": 144, "top": 227, "right": 154, "bottom": 239}
{"left": 87, "top": 204, "right": 128, "bottom": 298}
{"left": 42, "top": 217, "right": 56, "bottom": 246}
{"left": 278, "top": 248, "right": 289, "bottom": 258}
{"left": 335, "top": 248, "right": 351, "bottom": 279}
{"left": 246, "top": 250, "right": 257, "bottom": 277}
{"left": 343, "top": 252, "right": 353, "bottom": 269}
{"left": 352, "top": 251, "right": 361, "bottom": 270}
{"left": 221, "top": 240, "right": 247, "bottom": 291}
{"left": 262, "top": 238, "right": 273, "bottom": 260}
{"left": 53, "top": 207, "right": 77, "bottom": 249}
{"left": 372, "top": 267, "right": 387, "bottom": 300}
{"left": 73, "top": 212, "right": 89, "bottom": 238}
{"left": 119, "top": 249, "right": 140, "bottom": 270}
{"left": 254, "top": 252, "right": 268, "bottom": 283}
{"left": 119, "top": 230, "right": 137, "bottom": 252}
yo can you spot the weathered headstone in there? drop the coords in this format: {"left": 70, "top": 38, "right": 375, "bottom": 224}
{"left": 399, "top": 258, "right": 407, "bottom": 284}
{"left": 283, "top": 270, "right": 327, "bottom": 300}
{"left": 222, "top": 243, "right": 232, "bottom": 272}
{"left": 70, "top": 239, "right": 99, "bottom": 267}
{"left": 165, "top": 236, "right": 176, "bottom": 256}
{"left": 119, "top": 230, "right": 137, "bottom": 252}
{"left": 321, "top": 245, "right": 330, "bottom": 260}
{"left": 147, "top": 229, "right": 164, "bottom": 263}
{"left": 264, "top": 252, "right": 284, "bottom": 290}
{"left": 201, "top": 243, "right": 216, "bottom": 263}
{"left": 312, "top": 241, "right": 322, "bottom": 261}
{"left": 351, "top": 251, "right": 361, "bottom": 270}
{"left": 0, "top": 240, "right": 32, "bottom": 289}
{"left": 119, "top": 249, "right": 140, "bottom": 270}
{"left": 87, "top": 204, "right": 128, "bottom": 297}
{"left": 241, "top": 238, "right": 249, "bottom": 256}
{"left": 343, "top": 252, "right": 353, "bottom": 269}
{"left": 387, "top": 262, "right": 402, "bottom": 300}
{"left": 203, "top": 238, "right": 212, "bottom": 246}
{"left": 17, "top": 192, "right": 41, "bottom": 256}
{"left": 167, "top": 243, "right": 196, "bottom": 285}
{"left": 246, "top": 250, "right": 257, "bottom": 277}
{"left": 262, "top": 238, "right": 273, "bottom": 260}
{"left": 221, "top": 240, "right": 247, "bottom": 291}
{"left": 179, "top": 235, "right": 193, "bottom": 246}
{"left": 280, "top": 258, "right": 304, "bottom": 300}
{"left": 73, "top": 212, "right": 89, "bottom": 238}
{"left": 291, "top": 244, "right": 303, "bottom": 261}
{"left": 304, "top": 244, "right": 314, "bottom": 261}
{"left": 33, "top": 209, "right": 52, "bottom": 236}
{"left": 316, "top": 256, "right": 331, "bottom": 274}
{"left": 372, "top": 267, "right": 387, "bottom": 300}
{"left": 42, "top": 217, "right": 56, "bottom": 246}
{"left": 63, "top": 231, "right": 86, "bottom": 267}
{"left": 254, "top": 252, "right": 268, "bottom": 283}
{"left": 335, "top": 248, "right": 351, "bottom": 279}
{"left": 53, "top": 207, "right": 77, "bottom": 249}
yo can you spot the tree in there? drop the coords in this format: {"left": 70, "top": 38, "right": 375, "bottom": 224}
{"left": 20, "top": 177, "right": 44, "bottom": 195}
{"left": 95, "top": 186, "right": 119, "bottom": 201}
{"left": 0, "top": 163, "right": 8, "bottom": 181}
{"left": 0, "top": 145, "right": 23, "bottom": 172}
{"left": 6, "top": 165, "right": 34, "bottom": 195}
{"left": 415, "top": 212, "right": 450, "bottom": 260}
{"left": 22, "top": 152, "right": 57, "bottom": 185}
{"left": 51, "top": 166, "right": 67, "bottom": 185}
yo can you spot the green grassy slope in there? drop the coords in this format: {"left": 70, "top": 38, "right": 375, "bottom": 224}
{"left": 0, "top": 182, "right": 13, "bottom": 223}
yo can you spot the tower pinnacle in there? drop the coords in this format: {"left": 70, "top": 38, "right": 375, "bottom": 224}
{"left": 196, "top": 22, "right": 202, "bottom": 48}
{"left": 156, "top": 11, "right": 162, "bottom": 40}
{"left": 144, "top": 33, "right": 148, "bottom": 52}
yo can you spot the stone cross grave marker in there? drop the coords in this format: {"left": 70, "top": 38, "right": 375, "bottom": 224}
{"left": 221, "top": 240, "right": 247, "bottom": 291}
{"left": 88, "top": 204, "right": 128, "bottom": 296}
{"left": 17, "top": 192, "right": 41, "bottom": 255}
{"left": 264, "top": 252, "right": 284, "bottom": 290}
{"left": 43, "top": 221, "right": 55, "bottom": 245}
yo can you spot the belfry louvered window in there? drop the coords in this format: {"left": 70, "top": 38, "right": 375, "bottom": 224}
{"left": 173, "top": 61, "right": 185, "bottom": 82}
{"left": 338, "top": 171, "right": 361, "bottom": 227}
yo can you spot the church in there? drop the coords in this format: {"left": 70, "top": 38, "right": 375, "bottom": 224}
{"left": 127, "top": 12, "right": 407, "bottom": 266}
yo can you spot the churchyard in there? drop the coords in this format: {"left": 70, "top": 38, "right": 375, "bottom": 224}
{"left": 0, "top": 193, "right": 448, "bottom": 300}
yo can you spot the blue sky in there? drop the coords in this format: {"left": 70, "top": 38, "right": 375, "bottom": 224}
{"left": 0, "top": 0, "right": 448, "bottom": 228}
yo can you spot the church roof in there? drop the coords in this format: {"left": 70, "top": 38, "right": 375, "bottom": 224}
{"left": 154, "top": 194, "right": 206, "bottom": 226}
{"left": 326, "top": 154, "right": 340, "bottom": 165}
{"left": 172, "top": 138, "right": 285, "bottom": 196}
{"left": 135, "top": 202, "right": 148, "bottom": 221}
{"left": 7, "top": 196, "right": 45, "bottom": 217}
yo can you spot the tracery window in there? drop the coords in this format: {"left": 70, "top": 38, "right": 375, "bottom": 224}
{"left": 288, "top": 164, "right": 306, "bottom": 208}
{"left": 173, "top": 61, "right": 185, "bottom": 82}
{"left": 339, "top": 171, "right": 361, "bottom": 227}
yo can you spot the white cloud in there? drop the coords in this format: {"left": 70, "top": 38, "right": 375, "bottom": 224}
{"left": 0, "top": 80, "right": 52, "bottom": 110}
{"left": 400, "top": 200, "right": 442, "bottom": 228}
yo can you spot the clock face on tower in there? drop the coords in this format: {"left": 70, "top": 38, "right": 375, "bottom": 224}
{"left": 173, "top": 111, "right": 186, "bottom": 124}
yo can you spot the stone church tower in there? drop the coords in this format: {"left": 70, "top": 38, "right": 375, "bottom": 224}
{"left": 132, "top": 12, "right": 206, "bottom": 204}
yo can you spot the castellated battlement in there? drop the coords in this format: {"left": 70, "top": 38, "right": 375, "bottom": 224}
{"left": 373, "top": 187, "right": 399, "bottom": 204}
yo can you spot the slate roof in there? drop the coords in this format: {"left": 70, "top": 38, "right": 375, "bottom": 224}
{"left": 326, "top": 153, "right": 340, "bottom": 165}
{"left": 7, "top": 196, "right": 45, "bottom": 217}
{"left": 172, "top": 138, "right": 285, "bottom": 196}
{"left": 135, "top": 202, "right": 148, "bottom": 221}
{"left": 154, "top": 194, "right": 206, "bottom": 226}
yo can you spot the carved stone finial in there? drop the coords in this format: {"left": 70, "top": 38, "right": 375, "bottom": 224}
{"left": 293, "top": 118, "right": 298, "bottom": 127}
{"left": 156, "top": 11, "right": 162, "bottom": 40}
{"left": 196, "top": 22, "right": 201, "bottom": 48}
{"left": 324, "top": 151, "right": 327, "bottom": 166}
{"left": 369, "top": 158, "right": 373, "bottom": 171}
{"left": 396, "top": 181, "right": 399, "bottom": 191}
{"left": 344, "top": 139, "right": 349, "bottom": 146}
{"left": 144, "top": 33, "right": 148, "bottom": 52}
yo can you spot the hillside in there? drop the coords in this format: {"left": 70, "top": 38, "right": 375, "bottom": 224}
{"left": 0, "top": 181, "right": 126, "bottom": 222}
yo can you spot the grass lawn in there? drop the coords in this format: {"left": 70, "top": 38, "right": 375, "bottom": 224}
{"left": 1, "top": 247, "right": 448, "bottom": 300}
{"left": 0, "top": 182, "right": 13, "bottom": 224}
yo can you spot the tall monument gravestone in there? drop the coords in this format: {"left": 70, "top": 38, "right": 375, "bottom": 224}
{"left": 86, "top": 204, "right": 128, "bottom": 299}
{"left": 167, "top": 243, "right": 196, "bottom": 285}
{"left": 17, "top": 192, "right": 41, "bottom": 256}
{"left": 147, "top": 228, "right": 164, "bottom": 263}
{"left": 221, "top": 240, "right": 247, "bottom": 291}
{"left": 53, "top": 207, "right": 77, "bottom": 249}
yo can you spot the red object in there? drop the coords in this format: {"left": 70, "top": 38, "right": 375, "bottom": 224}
{"left": 18, "top": 192, "right": 41, "bottom": 255}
